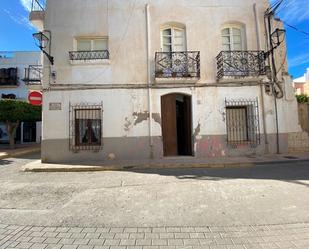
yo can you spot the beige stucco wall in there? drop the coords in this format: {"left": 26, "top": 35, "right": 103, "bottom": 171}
{"left": 42, "top": 0, "right": 270, "bottom": 86}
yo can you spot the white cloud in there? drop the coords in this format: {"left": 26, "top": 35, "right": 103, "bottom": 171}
{"left": 20, "top": 0, "right": 32, "bottom": 12}
{"left": 289, "top": 53, "right": 309, "bottom": 67}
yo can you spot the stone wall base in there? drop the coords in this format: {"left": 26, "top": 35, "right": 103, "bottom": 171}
{"left": 288, "top": 132, "right": 309, "bottom": 153}
{"left": 42, "top": 133, "right": 291, "bottom": 164}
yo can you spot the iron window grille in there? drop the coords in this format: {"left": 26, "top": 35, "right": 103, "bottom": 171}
{"left": 225, "top": 98, "right": 260, "bottom": 146}
{"left": 155, "top": 51, "right": 200, "bottom": 78}
{"left": 69, "top": 103, "right": 103, "bottom": 151}
{"left": 217, "top": 51, "right": 266, "bottom": 80}
{"left": 0, "top": 68, "right": 18, "bottom": 86}
{"left": 69, "top": 50, "right": 109, "bottom": 61}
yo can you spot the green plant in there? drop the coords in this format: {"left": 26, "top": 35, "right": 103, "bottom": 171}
{"left": 0, "top": 100, "right": 42, "bottom": 148}
{"left": 296, "top": 94, "right": 309, "bottom": 103}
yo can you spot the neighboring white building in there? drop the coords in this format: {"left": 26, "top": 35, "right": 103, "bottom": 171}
{"left": 29, "top": 0, "right": 306, "bottom": 163}
{"left": 0, "top": 51, "right": 42, "bottom": 144}
{"left": 293, "top": 68, "right": 309, "bottom": 95}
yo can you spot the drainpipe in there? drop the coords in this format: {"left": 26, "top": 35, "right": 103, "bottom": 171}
{"left": 254, "top": 3, "right": 269, "bottom": 153}
{"left": 146, "top": 4, "right": 154, "bottom": 158}
{"left": 266, "top": 13, "right": 280, "bottom": 154}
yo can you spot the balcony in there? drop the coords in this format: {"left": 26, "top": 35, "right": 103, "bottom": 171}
{"left": 23, "top": 65, "right": 42, "bottom": 85}
{"left": 0, "top": 68, "right": 18, "bottom": 87}
{"left": 69, "top": 50, "right": 110, "bottom": 65}
{"left": 216, "top": 51, "right": 266, "bottom": 81}
{"left": 155, "top": 51, "right": 200, "bottom": 84}
{"left": 29, "top": 0, "right": 45, "bottom": 30}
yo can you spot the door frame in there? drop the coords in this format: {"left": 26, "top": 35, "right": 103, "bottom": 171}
{"left": 161, "top": 93, "right": 193, "bottom": 157}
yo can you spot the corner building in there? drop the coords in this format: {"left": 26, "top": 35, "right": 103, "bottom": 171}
{"left": 30, "top": 0, "right": 306, "bottom": 163}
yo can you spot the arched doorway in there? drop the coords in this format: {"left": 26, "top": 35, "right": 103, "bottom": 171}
{"left": 161, "top": 93, "right": 193, "bottom": 156}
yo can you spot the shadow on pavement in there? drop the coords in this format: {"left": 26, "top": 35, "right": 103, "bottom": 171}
{"left": 14, "top": 152, "right": 41, "bottom": 160}
{"left": 0, "top": 159, "right": 13, "bottom": 166}
{"left": 130, "top": 161, "right": 309, "bottom": 187}
{"left": 0, "top": 152, "right": 40, "bottom": 165}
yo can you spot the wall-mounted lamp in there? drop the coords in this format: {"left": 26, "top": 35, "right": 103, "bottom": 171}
{"left": 33, "top": 30, "right": 54, "bottom": 65}
{"left": 264, "top": 28, "right": 286, "bottom": 59}
{"left": 271, "top": 28, "right": 286, "bottom": 47}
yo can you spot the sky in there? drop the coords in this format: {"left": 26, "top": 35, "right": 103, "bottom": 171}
{"left": 0, "top": 0, "right": 308, "bottom": 79}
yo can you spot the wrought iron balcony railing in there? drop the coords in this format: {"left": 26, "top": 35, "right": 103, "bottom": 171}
{"left": 31, "top": 0, "right": 45, "bottom": 11}
{"left": 217, "top": 51, "right": 266, "bottom": 80}
{"left": 69, "top": 50, "right": 109, "bottom": 61}
{"left": 23, "top": 65, "right": 42, "bottom": 85}
{"left": 155, "top": 51, "right": 200, "bottom": 78}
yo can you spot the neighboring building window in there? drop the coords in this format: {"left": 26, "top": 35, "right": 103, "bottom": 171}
{"left": 0, "top": 68, "right": 18, "bottom": 86}
{"left": 70, "top": 103, "right": 103, "bottom": 151}
{"left": 1, "top": 94, "right": 16, "bottom": 99}
{"left": 161, "top": 27, "right": 186, "bottom": 52}
{"left": 225, "top": 98, "right": 260, "bottom": 145}
{"left": 221, "top": 26, "right": 245, "bottom": 51}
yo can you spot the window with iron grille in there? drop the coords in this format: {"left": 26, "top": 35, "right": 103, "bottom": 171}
{"left": 69, "top": 103, "right": 103, "bottom": 151}
{"left": 69, "top": 38, "right": 109, "bottom": 61}
{"left": 225, "top": 98, "right": 260, "bottom": 145}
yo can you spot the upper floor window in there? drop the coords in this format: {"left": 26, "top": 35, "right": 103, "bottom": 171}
{"left": 221, "top": 26, "right": 246, "bottom": 51}
{"left": 70, "top": 37, "right": 109, "bottom": 61}
{"left": 161, "top": 27, "right": 186, "bottom": 52}
{"left": 77, "top": 38, "right": 108, "bottom": 52}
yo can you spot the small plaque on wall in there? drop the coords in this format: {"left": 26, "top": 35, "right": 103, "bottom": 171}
{"left": 49, "top": 102, "right": 62, "bottom": 111}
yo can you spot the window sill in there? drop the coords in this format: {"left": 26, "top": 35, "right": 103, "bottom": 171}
{"left": 217, "top": 75, "right": 266, "bottom": 83}
{"left": 155, "top": 77, "right": 200, "bottom": 84}
{"left": 70, "top": 59, "right": 110, "bottom": 66}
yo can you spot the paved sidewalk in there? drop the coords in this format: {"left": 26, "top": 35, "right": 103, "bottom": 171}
{"left": 22, "top": 152, "right": 309, "bottom": 172}
{"left": 0, "top": 145, "right": 40, "bottom": 160}
{"left": 1, "top": 223, "right": 309, "bottom": 249}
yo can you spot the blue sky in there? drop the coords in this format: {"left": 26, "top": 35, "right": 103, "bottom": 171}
{"left": 0, "top": 0, "right": 308, "bottom": 78}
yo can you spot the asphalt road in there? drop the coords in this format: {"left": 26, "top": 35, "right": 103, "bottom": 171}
{"left": 0, "top": 153, "right": 309, "bottom": 228}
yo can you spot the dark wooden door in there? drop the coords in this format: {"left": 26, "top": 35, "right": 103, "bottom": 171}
{"left": 161, "top": 94, "right": 178, "bottom": 156}
{"left": 183, "top": 96, "right": 193, "bottom": 155}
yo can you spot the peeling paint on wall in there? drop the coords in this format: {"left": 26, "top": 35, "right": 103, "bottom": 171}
{"left": 151, "top": 113, "right": 161, "bottom": 126}
{"left": 218, "top": 108, "right": 226, "bottom": 122}
{"left": 124, "top": 117, "right": 132, "bottom": 132}
{"left": 124, "top": 111, "right": 161, "bottom": 133}
{"left": 193, "top": 122, "right": 201, "bottom": 140}
{"left": 133, "top": 111, "right": 150, "bottom": 126}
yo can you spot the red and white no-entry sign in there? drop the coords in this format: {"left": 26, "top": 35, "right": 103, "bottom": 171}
{"left": 28, "top": 91, "right": 43, "bottom": 106}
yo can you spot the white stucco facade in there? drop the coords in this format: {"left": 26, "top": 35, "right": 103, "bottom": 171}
{"left": 32, "top": 0, "right": 303, "bottom": 163}
{"left": 0, "top": 51, "right": 42, "bottom": 144}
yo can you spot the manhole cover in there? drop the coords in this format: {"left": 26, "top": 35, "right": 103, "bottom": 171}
{"left": 283, "top": 156, "right": 298, "bottom": 160}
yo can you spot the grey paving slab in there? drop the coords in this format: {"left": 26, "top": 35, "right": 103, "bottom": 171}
{"left": 103, "top": 239, "right": 120, "bottom": 246}
{"left": 72, "top": 240, "right": 89, "bottom": 246}
{"left": 44, "top": 239, "right": 60, "bottom": 245}
{"left": 76, "top": 246, "right": 93, "bottom": 249}
{"left": 136, "top": 240, "right": 152, "bottom": 246}
{"left": 44, "top": 233, "right": 58, "bottom": 239}
{"left": 145, "top": 234, "right": 160, "bottom": 239}
{"left": 129, "top": 234, "right": 144, "bottom": 239}
{"left": 114, "top": 234, "right": 129, "bottom": 240}
{"left": 87, "top": 240, "right": 104, "bottom": 246}
{"left": 29, "top": 244, "right": 47, "bottom": 249}
{"left": 45, "top": 244, "right": 63, "bottom": 249}
{"left": 119, "top": 239, "right": 135, "bottom": 246}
